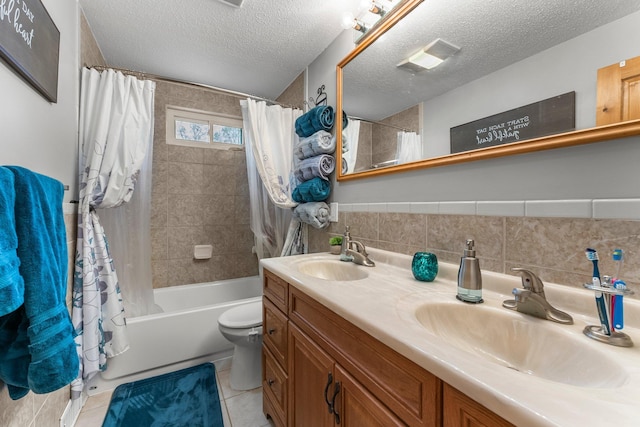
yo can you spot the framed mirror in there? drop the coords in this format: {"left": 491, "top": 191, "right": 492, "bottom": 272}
{"left": 336, "top": 0, "right": 640, "bottom": 181}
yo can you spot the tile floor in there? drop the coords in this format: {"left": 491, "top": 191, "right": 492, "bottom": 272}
{"left": 74, "top": 364, "right": 274, "bottom": 427}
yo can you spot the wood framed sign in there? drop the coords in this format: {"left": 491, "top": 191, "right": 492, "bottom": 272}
{"left": 0, "top": 0, "right": 60, "bottom": 102}
{"left": 450, "top": 92, "right": 576, "bottom": 154}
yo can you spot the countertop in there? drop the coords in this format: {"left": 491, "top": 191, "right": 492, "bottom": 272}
{"left": 260, "top": 247, "right": 640, "bottom": 427}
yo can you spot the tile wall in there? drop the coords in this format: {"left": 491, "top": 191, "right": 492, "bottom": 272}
{"left": 371, "top": 104, "right": 420, "bottom": 167}
{"left": 150, "top": 81, "right": 257, "bottom": 287}
{"left": 310, "top": 207, "right": 640, "bottom": 299}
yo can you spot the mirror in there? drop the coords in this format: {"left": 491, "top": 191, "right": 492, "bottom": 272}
{"left": 336, "top": 0, "right": 640, "bottom": 180}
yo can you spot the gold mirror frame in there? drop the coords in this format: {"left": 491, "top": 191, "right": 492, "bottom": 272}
{"left": 335, "top": 0, "right": 640, "bottom": 182}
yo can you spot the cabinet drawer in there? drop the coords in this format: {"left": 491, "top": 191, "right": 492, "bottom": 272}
{"left": 289, "top": 288, "right": 440, "bottom": 427}
{"left": 263, "top": 347, "right": 288, "bottom": 425}
{"left": 263, "top": 297, "right": 288, "bottom": 368}
{"left": 263, "top": 269, "right": 288, "bottom": 313}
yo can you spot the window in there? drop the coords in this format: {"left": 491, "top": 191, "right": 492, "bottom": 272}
{"left": 166, "top": 106, "right": 243, "bottom": 149}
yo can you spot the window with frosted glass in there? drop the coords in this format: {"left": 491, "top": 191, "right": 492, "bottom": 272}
{"left": 166, "top": 106, "right": 243, "bottom": 149}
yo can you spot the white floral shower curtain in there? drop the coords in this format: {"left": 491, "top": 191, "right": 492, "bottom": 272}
{"left": 240, "top": 99, "right": 304, "bottom": 258}
{"left": 71, "top": 68, "right": 155, "bottom": 397}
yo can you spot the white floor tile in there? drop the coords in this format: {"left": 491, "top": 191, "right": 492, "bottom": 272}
{"left": 225, "top": 388, "right": 269, "bottom": 427}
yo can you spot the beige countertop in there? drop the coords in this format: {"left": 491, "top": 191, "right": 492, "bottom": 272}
{"left": 261, "top": 247, "right": 640, "bottom": 427}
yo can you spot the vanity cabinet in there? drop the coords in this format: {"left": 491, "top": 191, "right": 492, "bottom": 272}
{"left": 262, "top": 268, "right": 514, "bottom": 427}
{"left": 443, "top": 384, "right": 514, "bottom": 427}
{"left": 262, "top": 270, "right": 289, "bottom": 427}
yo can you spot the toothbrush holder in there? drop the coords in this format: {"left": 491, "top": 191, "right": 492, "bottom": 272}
{"left": 583, "top": 283, "right": 634, "bottom": 347}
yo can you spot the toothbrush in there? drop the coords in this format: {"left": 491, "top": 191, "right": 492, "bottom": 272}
{"left": 612, "top": 249, "right": 625, "bottom": 330}
{"left": 613, "top": 280, "right": 626, "bottom": 330}
{"left": 585, "top": 248, "right": 610, "bottom": 335}
{"left": 612, "top": 249, "right": 624, "bottom": 282}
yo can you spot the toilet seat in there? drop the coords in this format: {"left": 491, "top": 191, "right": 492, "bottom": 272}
{"left": 218, "top": 301, "right": 262, "bottom": 329}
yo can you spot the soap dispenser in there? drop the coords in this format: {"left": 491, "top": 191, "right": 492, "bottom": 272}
{"left": 457, "top": 239, "right": 483, "bottom": 303}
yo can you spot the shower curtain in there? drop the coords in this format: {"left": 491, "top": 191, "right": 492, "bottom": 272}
{"left": 396, "top": 131, "right": 422, "bottom": 164}
{"left": 240, "top": 99, "right": 304, "bottom": 258}
{"left": 71, "top": 68, "right": 155, "bottom": 397}
{"left": 342, "top": 118, "right": 361, "bottom": 174}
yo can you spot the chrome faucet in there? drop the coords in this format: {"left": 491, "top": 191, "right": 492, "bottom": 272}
{"left": 502, "top": 268, "right": 573, "bottom": 324}
{"left": 340, "top": 226, "right": 375, "bottom": 267}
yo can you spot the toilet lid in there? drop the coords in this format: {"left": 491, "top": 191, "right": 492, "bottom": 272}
{"left": 218, "top": 301, "right": 262, "bottom": 328}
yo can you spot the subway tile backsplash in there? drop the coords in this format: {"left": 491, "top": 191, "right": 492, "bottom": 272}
{"left": 311, "top": 201, "right": 640, "bottom": 300}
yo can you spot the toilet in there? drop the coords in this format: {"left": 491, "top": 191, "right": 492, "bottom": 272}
{"left": 218, "top": 301, "right": 263, "bottom": 391}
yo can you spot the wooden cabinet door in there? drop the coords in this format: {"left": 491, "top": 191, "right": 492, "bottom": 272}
{"left": 596, "top": 56, "right": 640, "bottom": 125}
{"left": 289, "top": 324, "right": 335, "bottom": 427}
{"left": 443, "top": 384, "right": 514, "bottom": 427}
{"left": 333, "top": 364, "right": 405, "bottom": 427}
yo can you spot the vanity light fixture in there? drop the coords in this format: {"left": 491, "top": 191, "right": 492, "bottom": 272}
{"left": 397, "top": 38, "right": 461, "bottom": 71}
{"left": 342, "top": 13, "right": 370, "bottom": 34}
{"left": 367, "top": 1, "right": 390, "bottom": 17}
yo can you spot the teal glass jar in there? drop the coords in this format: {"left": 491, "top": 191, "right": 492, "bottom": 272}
{"left": 412, "top": 252, "right": 438, "bottom": 282}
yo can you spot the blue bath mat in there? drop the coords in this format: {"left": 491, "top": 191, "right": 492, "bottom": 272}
{"left": 102, "top": 363, "right": 224, "bottom": 427}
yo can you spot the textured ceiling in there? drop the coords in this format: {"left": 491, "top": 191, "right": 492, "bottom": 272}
{"left": 80, "top": 0, "right": 640, "bottom": 113}
{"left": 79, "top": 0, "right": 365, "bottom": 99}
{"left": 344, "top": 0, "right": 640, "bottom": 120}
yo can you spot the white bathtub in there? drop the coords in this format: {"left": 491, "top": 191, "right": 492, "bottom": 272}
{"left": 86, "top": 276, "right": 262, "bottom": 395}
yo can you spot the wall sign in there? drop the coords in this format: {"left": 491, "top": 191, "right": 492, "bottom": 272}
{"left": 0, "top": 0, "right": 60, "bottom": 102}
{"left": 450, "top": 92, "right": 576, "bottom": 154}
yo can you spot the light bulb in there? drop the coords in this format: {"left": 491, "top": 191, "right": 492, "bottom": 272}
{"left": 341, "top": 12, "right": 356, "bottom": 29}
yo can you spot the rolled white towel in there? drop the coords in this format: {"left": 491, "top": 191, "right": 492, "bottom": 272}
{"left": 292, "top": 202, "right": 330, "bottom": 229}
{"left": 294, "top": 154, "right": 335, "bottom": 182}
{"left": 294, "top": 130, "right": 336, "bottom": 160}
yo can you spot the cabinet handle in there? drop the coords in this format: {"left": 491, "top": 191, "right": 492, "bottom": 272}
{"left": 323, "top": 373, "right": 334, "bottom": 414}
{"left": 331, "top": 382, "right": 341, "bottom": 425}
{"left": 268, "top": 328, "right": 276, "bottom": 335}
{"left": 267, "top": 378, "right": 275, "bottom": 386}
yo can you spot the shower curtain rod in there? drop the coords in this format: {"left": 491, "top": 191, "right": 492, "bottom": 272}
{"left": 89, "top": 65, "right": 298, "bottom": 109}
{"left": 349, "top": 115, "right": 413, "bottom": 133}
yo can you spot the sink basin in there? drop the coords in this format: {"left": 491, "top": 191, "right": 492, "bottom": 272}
{"left": 297, "top": 259, "right": 369, "bottom": 281}
{"left": 415, "top": 302, "right": 627, "bottom": 388}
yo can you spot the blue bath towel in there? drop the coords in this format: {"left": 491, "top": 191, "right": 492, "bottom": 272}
{"left": 295, "top": 106, "right": 335, "bottom": 138}
{"left": 0, "top": 167, "right": 24, "bottom": 317}
{"left": 0, "top": 166, "right": 78, "bottom": 400}
{"left": 292, "top": 177, "right": 331, "bottom": 203}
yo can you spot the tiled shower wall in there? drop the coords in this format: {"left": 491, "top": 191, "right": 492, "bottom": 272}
{"left": 310, "top": 209, "right": 640, "bottom": 299}
{"left": 150, "top": 81, "right": 257, "bottom": 287}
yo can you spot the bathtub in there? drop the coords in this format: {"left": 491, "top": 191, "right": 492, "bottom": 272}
{"left": 86, "top": 276, "right": 262, "bottom": 395}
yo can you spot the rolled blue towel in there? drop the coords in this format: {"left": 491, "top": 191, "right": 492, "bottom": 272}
{"left": 292, "top": 202, "right": 330, "bottom": 229}
{"left": 292, "top": 177, "right": 331, "bottom": 203}
{"left": 294, "top": 154, "right": 335, "bottom": 182}
{"left": 294, "top": 130, "right": 336, "bottom": 160}
{"left": 0, "top": 167, "right": 23, "bottom": 317}
{"left": 295, "top": 106, "right": 335, "bottom": 138}
{"left": 0, "top": 166, "right": 78, "bottom": 399}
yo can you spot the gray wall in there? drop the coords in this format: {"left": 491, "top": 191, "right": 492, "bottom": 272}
{"left": 314, "top": 11, "right": 640, "bottom": 204}
{"left": 0, "top": 0, "right": 79, "bottom": 202}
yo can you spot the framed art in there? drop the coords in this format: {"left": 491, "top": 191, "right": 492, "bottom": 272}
{"left": 0, "top": 0, "right": 60, "bottom": 102}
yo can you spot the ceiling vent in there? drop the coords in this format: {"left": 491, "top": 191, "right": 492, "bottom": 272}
{"left": 217, "top": 0, "right": 244, "bottom": 7}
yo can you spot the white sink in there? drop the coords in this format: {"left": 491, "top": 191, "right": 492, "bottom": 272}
{"left": 415, "top": 302, "right": 628, "bottom": 388}
{"left": 296, "top": 259, "right": 369, "bottom": 281}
